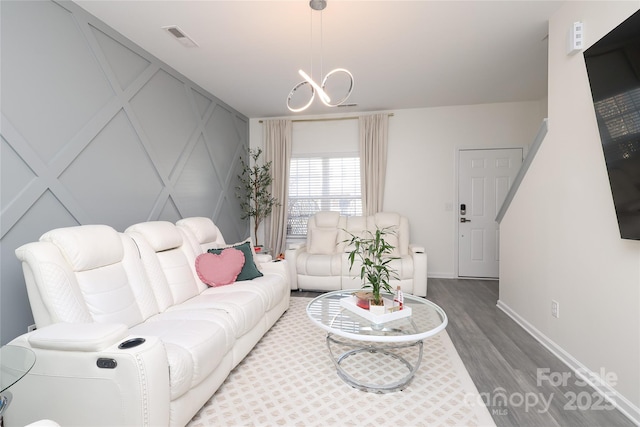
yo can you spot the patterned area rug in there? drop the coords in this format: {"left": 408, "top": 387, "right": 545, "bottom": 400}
{"left": 188, "top": 297, "right": 495, "bottom": 427}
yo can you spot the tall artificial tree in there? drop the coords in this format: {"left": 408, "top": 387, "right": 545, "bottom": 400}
{"left": 236, "top": 147, "right": 279, "bottom": 247}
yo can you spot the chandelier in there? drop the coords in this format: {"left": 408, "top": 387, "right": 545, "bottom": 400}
{"left": 286, "top": 0, "right": 354, "bottom": 112}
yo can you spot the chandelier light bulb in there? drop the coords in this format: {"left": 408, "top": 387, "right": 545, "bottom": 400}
{"left": 320, "top": 68, "right": 354, "bottom": 107}
{"left": 298, "top": 70, "right": 331, "bottom": 104}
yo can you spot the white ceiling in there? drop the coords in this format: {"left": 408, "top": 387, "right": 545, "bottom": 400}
{"left": 75, "top": 0, "right": 565, "bottom": 119}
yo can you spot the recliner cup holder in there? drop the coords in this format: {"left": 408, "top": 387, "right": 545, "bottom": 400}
{"left": 118, "top": 337, "right": 146, "bottom": 349}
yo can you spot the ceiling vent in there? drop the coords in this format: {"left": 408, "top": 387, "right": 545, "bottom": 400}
{"left": 162, "top": 25, "right": 199, "bottom": 48}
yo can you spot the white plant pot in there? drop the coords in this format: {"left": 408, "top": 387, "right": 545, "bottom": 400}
{"left": 369, "top": 302, "right": 386, "bottom": 316}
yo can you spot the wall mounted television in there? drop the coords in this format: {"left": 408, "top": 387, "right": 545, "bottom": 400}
{"left": 584, "top": 9, "right": 640, "bottom": 240}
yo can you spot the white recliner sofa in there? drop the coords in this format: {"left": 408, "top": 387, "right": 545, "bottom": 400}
{"left": 8, "top": 217, "right": 289, "bottom": 427}
{"left": 285, "top": 211, "right": 427, "bottom": 296}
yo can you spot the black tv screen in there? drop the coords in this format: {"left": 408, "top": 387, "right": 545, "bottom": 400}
{"left": 584, "top": 9, "right": 640, "bottom": 240}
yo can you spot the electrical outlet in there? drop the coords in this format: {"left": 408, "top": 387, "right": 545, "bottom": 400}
{"left": 551, "top": 300, "right": 559, "bottom": 318}
{"left": 28, "top": 324, "right": 37, "bottom": 332}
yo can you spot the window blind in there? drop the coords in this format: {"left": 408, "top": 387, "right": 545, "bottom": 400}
{"left": 287, "top": 154, "right": 362, "bottom": 237}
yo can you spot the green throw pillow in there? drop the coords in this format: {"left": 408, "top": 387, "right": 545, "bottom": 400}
{"left": 208, "top": 240, "right": 263, "bottom": 281}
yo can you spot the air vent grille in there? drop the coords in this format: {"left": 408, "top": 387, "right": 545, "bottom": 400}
{"left": 162, "top": 25, "right": 198, "bottom": 48}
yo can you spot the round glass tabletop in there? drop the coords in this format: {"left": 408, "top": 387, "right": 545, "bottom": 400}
{"left": 1, "top": 345, "right": 36, "bottom": 393}
{"left": 1, "top": 345, "right": 36, "bottom": 417}
{"left": 306, "top": 289, "right": 448, "bottom": 343}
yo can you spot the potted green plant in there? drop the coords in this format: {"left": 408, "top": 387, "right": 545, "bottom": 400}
{"left": 344, "top": 226, "right": 399, "bottom": 314}
{"left": 236, "top": 147, "right": 279, "bottom": 248}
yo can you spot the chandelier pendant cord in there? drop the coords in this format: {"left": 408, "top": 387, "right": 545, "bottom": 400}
{"left": 320, "top": 10, "right": 324, "bottom": 84}
{"left": 286, "top": 0, "right": 354, "bottom": 112}
{"left": 309, "top": 7, "right": 324, "bottom": 84}
{"left": 309, "top": 5, "right": 314, "bottom": 83}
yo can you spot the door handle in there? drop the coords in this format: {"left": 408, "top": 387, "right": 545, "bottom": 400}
{"left": 460, "top": 218, "right": 471, "bottom": 223}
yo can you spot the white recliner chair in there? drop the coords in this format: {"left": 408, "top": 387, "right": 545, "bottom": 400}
{"left": 286, "top": 211, "right": 346, "bottom": 292}
{"left": 286, "top": 211, "right": 427, "bottom": 296}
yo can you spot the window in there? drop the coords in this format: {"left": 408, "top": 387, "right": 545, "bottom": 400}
{"left": 287, "top": 154, "right": 362, "bottom": 237}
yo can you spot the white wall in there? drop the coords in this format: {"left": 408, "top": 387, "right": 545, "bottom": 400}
{"left": 385, "top": 103, "right": 543, "bottom": 277}
{"left": 291, "top": 119, "right": 358, "bottom": 155}
{"left": 250, "top": 100, "right": 544, "bottom": 277}
{"left": 499, "top": 1, "right": 640, "bottom": 421}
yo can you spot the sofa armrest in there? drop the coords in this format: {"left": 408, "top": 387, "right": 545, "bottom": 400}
{"left": 284, "top": 243, "right": 307, "bottom": 290}
{"left": 409, "top": 244, "right": 425, "bottom": 254}
{"left": 254, "top": 253, "right": 273, "bottom": 264}
{"left": 287, "top": 241, "right": 305, "bottom": 250}
{"left": 409, "top": 249, "right": 428, "bottom": 297}
{"left": 28, "top": 322, "right": 128, "bottom": 352}
{"left": 259, "top": 259, "right": 290, "bottom": 288}
{"left": 6, "top": 328, "right": 170, "bottom": 427}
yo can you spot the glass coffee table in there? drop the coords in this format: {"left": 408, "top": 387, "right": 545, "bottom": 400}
{"left": 306, "top": 290, "right": 447, "bottom": 393}
{"left": 1, "top": 345, "right": 36, "bottom": 418}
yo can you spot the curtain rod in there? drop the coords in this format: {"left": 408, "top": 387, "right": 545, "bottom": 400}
{"left": 259, "top": 113, "right": 394, "bottom": 124}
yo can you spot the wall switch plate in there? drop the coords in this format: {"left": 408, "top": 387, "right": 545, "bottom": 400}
{"left": 551, "top": 300, "right": 560, "bottom": 318}
{"left": 568, "top": 21, "right": 584, "bottom": 55}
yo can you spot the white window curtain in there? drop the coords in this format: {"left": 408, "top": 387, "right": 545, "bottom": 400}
{"left": 358, "top": 113, "right": 389, "bottom": 215}
{"left": 264, "top": 119, "right": 292, "bottom": 256}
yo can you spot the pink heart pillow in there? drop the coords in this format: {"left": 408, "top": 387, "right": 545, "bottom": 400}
{"left": 195, "top": 248, "right": 245, "bottom": 287}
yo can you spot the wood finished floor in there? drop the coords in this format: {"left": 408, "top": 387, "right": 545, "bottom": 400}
{"left": 293, "top": 279, "right": 636, "bottom": 427}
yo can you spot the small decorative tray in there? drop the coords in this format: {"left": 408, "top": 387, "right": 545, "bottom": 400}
{"left": 340, "top": 295, "right": 412, "bottom": 324}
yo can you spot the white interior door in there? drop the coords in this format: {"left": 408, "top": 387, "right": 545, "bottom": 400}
{"left": 458, "top": 148, "right": 523, "bottom": 278}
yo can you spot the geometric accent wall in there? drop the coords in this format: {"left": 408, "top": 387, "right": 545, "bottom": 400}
{"left": 0, "top": 0, "right": 249, "bottom": 344}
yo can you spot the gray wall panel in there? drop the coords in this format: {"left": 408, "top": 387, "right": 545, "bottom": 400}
{"left": 0, "top": 0, "right": 249, "bottom": 344}
{"left": 57, "top": 110, "right": 165, "bottom": 229}
{"left": 193, "top": 89, "right": 213, "bottom": 119}
{"left": 91, "top": 26, "right": 151, "bottom": 91}
{"left": 129, "top": 69, "right": 198, "bottom": 178}
{"left": 207, "top": 106, "right": 242, "bottom": 182}
{"left": 157, "top": 197, "right": 182, "bottom": 225}
{"left": 2, "top": 1, "right": 115, "bottom": 163}
{"left": 174, "top": 137, "right": 223, "bottom": 218}
{"left": 1, "top": 138, "right": 36, "bottom": 210}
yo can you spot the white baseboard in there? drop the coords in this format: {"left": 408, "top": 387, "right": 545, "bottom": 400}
{"left": 427, "top": 273, "right": 500, "bottom": 280}
{"left": 427, "top": 272, "right": 455, "bottom": 279}
{"left": 497, "top": 299, "right": 640, "bottom": 425}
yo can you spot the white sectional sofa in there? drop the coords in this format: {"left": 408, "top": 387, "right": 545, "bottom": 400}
{"left": 7, "top": 217, "right": 290, "bottom": 427}
{"left": 285, "top": 211, "right": 428, "bottom": 296}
